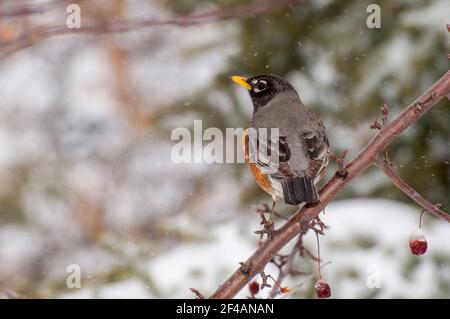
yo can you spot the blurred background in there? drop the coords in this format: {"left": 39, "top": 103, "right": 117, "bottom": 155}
{"left": 0, "top": 0, "right": 449, "bottom": 298}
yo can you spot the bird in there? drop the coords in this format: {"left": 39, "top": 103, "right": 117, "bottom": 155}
{"left": 231, "top": 74, "right": 329, "bottom": 216}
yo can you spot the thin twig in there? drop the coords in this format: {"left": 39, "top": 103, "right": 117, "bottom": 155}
{"left": 314, "top": 231, "right": 322, "bottom": 278}
{"left": 0, "top": 0, "right": 303, "bottom": 59}
{"left": 189, "top": 288, "right": 205, "bottom": 299}
{"left": 419, "top": 209, "right": 426, "bottom": 229}
{"left": 375, "top": 158, "right": 449, "bottom": 223}
{"left": 268, "top": 235, "right": 302, "bottom": 298}
{"left": 0, "top": 0, "right": 70, "bottom": 18}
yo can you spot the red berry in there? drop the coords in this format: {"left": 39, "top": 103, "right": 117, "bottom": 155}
{"left": 409, "top": 229, "right": 428, "bottom": 255}
{"left": 447, "top": 24, "right": 450, "bottom": 32}
{"left": 248, "top": 281, "right": 260, "bottom": 295}
{"left": 314, "top": 279, "right": 331, "bottom": 298}
{"left": 280, "top": 287, "right": 290, "bottom": 294}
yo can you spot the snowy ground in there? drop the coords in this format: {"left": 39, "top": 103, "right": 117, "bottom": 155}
{"left": 57, "top": 198, "right": 450, "bottom": 299}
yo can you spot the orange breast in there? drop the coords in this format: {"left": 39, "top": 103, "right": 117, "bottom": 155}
{"left": 242, "top": 128, "right": 273, "bottom": 195}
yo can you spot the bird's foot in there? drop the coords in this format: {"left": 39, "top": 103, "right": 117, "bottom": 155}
{"left": 329, "top": 148, "right": 349, "bottom": 179}
{"left": 254, "top": 201, "right": 278, "bottom": 239}
{"left": 255, "top": 216, "right": 275, "bottom": 239}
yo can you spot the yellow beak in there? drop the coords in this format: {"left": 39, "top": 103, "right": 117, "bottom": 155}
{"left": 231, "top": 75, "right": 251, "bottom": 90}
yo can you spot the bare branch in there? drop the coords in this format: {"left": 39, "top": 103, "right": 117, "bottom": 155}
{"left": 0, "top": 0, "right": 303, "bottom": 59}
{"left": 0, "top": 0, "right": 70, "bottom": 18}
{"left": 189, "top": 288, "right": 205, "bottom": 299}
{"left": 268, "top": 235, "right": 302, "bottom": 298}
{"left": 375, "top": 157, "right": 449, "bottom": 223}
{"left": 211, "top": 69, "right": 450, "bottom": 299}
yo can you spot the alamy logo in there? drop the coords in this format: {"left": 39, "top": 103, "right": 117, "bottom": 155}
{"left": 366, "top": 264, "right": 381, "bottom": 289}
{"left": 171, "top": 120, "right": 280, "bottom": 168}
{"left": 66, "top": 264, "right": 81, "bottom": 289}
{"left": 366, "top": 4, "right": 381, "bottom": 29}
{"left": 66, "top": 4, "right": 81, "bottom": 29}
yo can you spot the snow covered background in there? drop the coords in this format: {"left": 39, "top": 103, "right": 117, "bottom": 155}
{"left": 45, "top": 199, "right": 448, "bottom": 299}
{"left": 0, "top": 0, "right": 449, "bottom": 299}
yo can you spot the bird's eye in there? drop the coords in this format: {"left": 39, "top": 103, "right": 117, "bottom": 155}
{"left": 254, "top": 80, "right": 268, "bottom": 92}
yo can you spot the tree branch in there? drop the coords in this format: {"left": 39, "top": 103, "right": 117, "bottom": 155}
{"left": 0, "top": 0, "right": 303, "bottom": 59}
{"left": 268, "top": 235, "right": 302, "bottom": 298}
{"left": 0, "top": 0, "right": 70, "bottom": 19}
{"left": 375, "top": 157, "right": 449, "bottom": 222}
{"left": 211, "top": 69, "right": 450, "bottom": 299}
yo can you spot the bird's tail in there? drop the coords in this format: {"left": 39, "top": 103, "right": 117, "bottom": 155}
{"left": 281, "top": 176, "right": 319, "bottom": 205}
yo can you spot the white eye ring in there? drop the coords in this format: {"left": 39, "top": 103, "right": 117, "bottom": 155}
{"left": 253, "top": 80, "right": 268, "bottom": 93}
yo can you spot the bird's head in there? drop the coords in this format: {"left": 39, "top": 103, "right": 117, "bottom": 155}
{"left": 231, "top": 74, "right": 297, "bottom": 112}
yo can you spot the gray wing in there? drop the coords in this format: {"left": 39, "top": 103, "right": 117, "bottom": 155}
{"left": 252, "top": 123, "right": 329, "bottom": 180}
{"left": 250, "top": 133, "right": 295, "bottom": 177}
{"left": 301, "top": 120, "right": 329, "bottom": 180}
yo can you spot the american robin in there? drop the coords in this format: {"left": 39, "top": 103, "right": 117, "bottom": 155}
{"left": 231, "top": 74, "right": 329, "bottom": 214}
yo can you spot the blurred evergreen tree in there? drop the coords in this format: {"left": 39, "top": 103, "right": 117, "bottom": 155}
{"left": 161, "top": 0, "right": 450, "bottom": 210}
